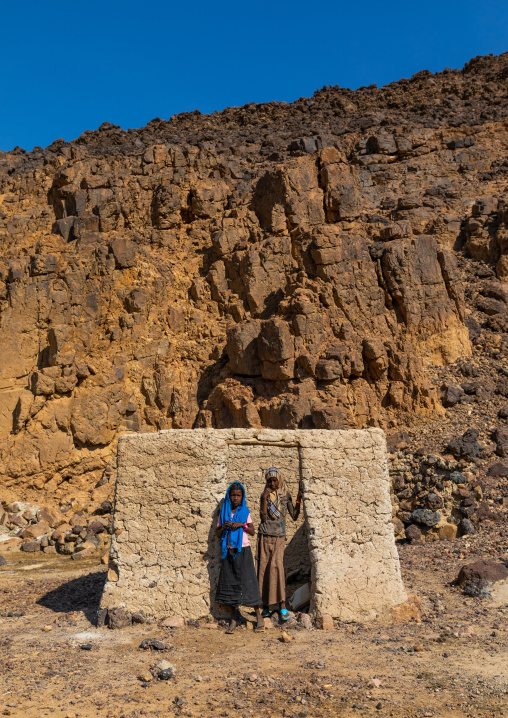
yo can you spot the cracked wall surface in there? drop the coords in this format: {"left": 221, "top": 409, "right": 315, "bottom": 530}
{"left": 301, "top": 429, "right": 407, "bottom": 620}
{"left": 100, "top": 428, "right": 407, "bottom": 620}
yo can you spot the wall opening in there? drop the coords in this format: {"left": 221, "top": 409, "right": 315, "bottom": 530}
{"left": 225, "top": 441, "right": 311, "bottom": 608}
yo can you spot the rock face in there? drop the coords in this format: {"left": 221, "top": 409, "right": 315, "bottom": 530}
{"left": 100, "top": 428, "right": 407, "bottom": 621}
{"left": 2, "top": 52, "right": 508, "bottom": 498}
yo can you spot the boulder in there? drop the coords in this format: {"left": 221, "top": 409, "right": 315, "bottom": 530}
{"left": 446, "top": 429, "right": 481, "bottom": 459}
{"left": 109, "top": 238, "right": 137, "bottom": 269}
{"left": 457, "top": 559, "right": 508, "bottom": 587}
{"left": 438, "top": 523, "right": 458, "bottom": 540}
{"left": 37, "top": 506, "right": 67, "bottom": 527}
{"left": 487, "top": 462, "right": 508, "bottom": 477}
{"left": 408, "top": 509, "right": 441, "bottom": 527}
{"left": 20, "top": 540, "right": 41, "bottom": 552}
{"left": 107, "top": 607, "right": 132, "bottom": 629}
{"left": 458, "top": 518, "right": 476, "bottom": 536}
{"left": 20, "top": 521, "right": 50, "bottom": 539}
{"left": 405, "top": 524, "right": 422, "bottom": 543}
{"left": 441, "top": 383, "right": 464, "bottom": 407}
{"left": 449, "top": 471, "right": 467, "bottom": 484}
{"left": 425, "top": 492, "right": 444, "bottom": 510}
{"left": 493, "top": 427, "right": 508, "bottom": 457}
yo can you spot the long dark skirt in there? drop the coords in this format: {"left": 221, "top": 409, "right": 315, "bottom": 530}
{"left": 215, "top": 546, "right": 262, "bottom": 607}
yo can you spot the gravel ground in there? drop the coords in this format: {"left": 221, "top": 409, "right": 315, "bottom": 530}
{"left": 1, "top": 536, "right": 507, "bottom": 718}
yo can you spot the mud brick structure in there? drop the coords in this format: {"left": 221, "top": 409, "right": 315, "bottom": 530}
{"left": 100, "top": 428, "right": 407, "bottom": 621}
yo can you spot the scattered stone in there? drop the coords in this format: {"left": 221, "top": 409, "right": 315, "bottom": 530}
{"left": 43, "top": 625, "right": 52, "bottom": 631}
{"left": 95, "top": 501, "right": 113, "bottom": 516}
{"left": 20, "top": 521, "right": 50, "bottom": 540}
{"left": 156, "top": 660, "right": 176, "bottom": 672}
{"left": 450, "top": 471, "right": 467, "bottom": 484}
{"left": 158, "top": 664, "right": 176, "bottom": 680}
{"left": 87, "top": 520, "right": 107, "bottom": 534}
{"left": 446, "top": 429, "right": 481, "bottom": 460}
{"left": 386, "top": 430, "right": 410, "bottom": 452}
{"left": 280, "top": 631, "right": 292, "bottom": 643}
{"left": 0, "top": 538, "right": 23, "bottom": 552}
{"left": 0, "top": 556, "right": 6, "bottom": 566}
{"left": 409, "top": 509, "right": 441, "bottom": 527}
{"left": 390, "top": 594, "right": 422, "bottom": 623}
{"left": 498, "top": 403, "right": 508, "bottom": 419}
{"left": 487, "top": 462, "right": 508, "bottom": 477}
{"left": 7, "top": 501, "right": 30, "bottom": 513}
{"left": 79, "top": 643, "right": 93, "bottom": 651}
{"left": 20, "top": 540, "right": 41, "bottom": 552}
{"left": 107, "top": 607, "right": 132, "bottom": 630}
{"left": 160, "top": 616, "right": 185, "bottom": 628}
{"left": 132, "top": 611, "right": 146, "bottom": 625}
{"left": 462, "top": 581, "right": 492, "bottom": 598}
{"left": 438, "top": 523, "right": 458, "bottom": 541}
{"left": 71, "top": 549, "right": 92, "bottom": 561}
{"left": 138, "top": 670, "right": 153, "bottom": 683}
{"left": 139, "top": 638, "right": 171, "bottom": 651}
{"left": 426, "top": 492, "right": 444, "bottom": 510}
{"left": 315, "top": 614, "right": 334, "bottom": 630}
{"left": 58, "top": 543, "right": 75, "bottom": 556}
{"left": 457, "top": 559, "right": 508, "bottom": 587}
{"left": 405, "top": 524, "right": 422, "bottom": 543}
{"left": 297, "top": 613, "right": 313, "bottom": 630}
{"left": 37, "top": 506, "right": 67, "bottom": 527}
{"left": 441, "top": 382, "right": 464, "bottom": 407}
{"left": 459, "top": 518, "right": 476, "bottom": 536}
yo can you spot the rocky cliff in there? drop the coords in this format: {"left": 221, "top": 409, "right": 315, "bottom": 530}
{"left": 1, "top": 52, "right": 508, "bottom": 504}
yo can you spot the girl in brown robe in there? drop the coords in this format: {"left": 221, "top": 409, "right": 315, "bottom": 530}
{"left": 257, "top": 467, "right": 302, "bottom": 622}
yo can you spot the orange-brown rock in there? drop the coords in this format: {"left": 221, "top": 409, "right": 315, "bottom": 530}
{"left": 19, "top": 521, "right": 50, "bottom": 539}
{"left": 1, "top": 53, "right": 508, "bottom": 499}
{"left": 390, "top": 594, "right": 422, "bottom": 623}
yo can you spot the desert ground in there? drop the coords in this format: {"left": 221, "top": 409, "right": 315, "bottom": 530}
{"left": 1, "top": 527, "right": 507, "bottom": 718}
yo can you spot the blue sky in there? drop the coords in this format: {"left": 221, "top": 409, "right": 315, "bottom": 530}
{"left": 1, "top": 0, "right": 507, "bottom": 151}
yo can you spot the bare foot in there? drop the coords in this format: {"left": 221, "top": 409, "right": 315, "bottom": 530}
{"left": 225, "top": 619, "right": 237, "bottom": 634}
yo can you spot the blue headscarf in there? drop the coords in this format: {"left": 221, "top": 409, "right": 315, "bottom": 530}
{"left": 219, "top": 482, "right": 250, "bottom": 559}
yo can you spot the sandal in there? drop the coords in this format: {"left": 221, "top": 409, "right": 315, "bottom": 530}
{"left": 261, "top": 608, "right": 272, "bottom": 618}
{"left": 279, "top": 609, "right": 290, "bottom": 622}
{"left": 254, "top": 624, "right": 265, "bottom": 633}
{"left": 225, "top": 625, "right": 236, "bottom": 634}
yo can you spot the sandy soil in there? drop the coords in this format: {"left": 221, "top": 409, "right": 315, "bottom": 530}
{"left": 1, "top": 536, "right": 507, "bottom": 718}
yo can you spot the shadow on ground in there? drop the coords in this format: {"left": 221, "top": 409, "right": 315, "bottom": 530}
{"left": 37, "top": 570, "right": 107, "bottom": 625}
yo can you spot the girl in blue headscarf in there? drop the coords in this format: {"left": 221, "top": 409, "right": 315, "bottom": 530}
{"left": 215, "top": 482, "right": 264, "bottom": 633}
